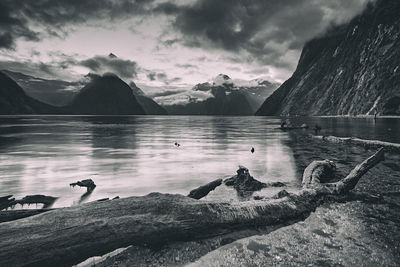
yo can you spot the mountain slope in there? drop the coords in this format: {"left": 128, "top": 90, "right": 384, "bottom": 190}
{"left": 68, "top": 74, "right": 145, "bottom": 115}
{"left": 256, "top": 0, "right": 400, "bottom": 116}
{"left": 130, "top": 82, "right": 167, "bottom": 115}
{"left": 1, "top": 70, "right": 79, "bottom": 107}
{"left": 0, "top": 71, "right": 60, "bottom": 114}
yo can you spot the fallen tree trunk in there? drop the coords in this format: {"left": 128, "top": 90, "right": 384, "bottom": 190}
{"left": 0, "top": 209, "right": 53, "bottom": 223}
{"left": 0, "top": 149, "right": 384, "bottom": 267}
{"left": 0, "top": 195, "right": 58, "bottom": 210}
{"left": 311, "top": 135, "right": 400, "bottom": 153}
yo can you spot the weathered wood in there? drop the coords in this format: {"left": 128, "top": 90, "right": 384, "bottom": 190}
{"left": 224, "top": 166, "right": 285, "bottom": 198}
{"left": 70, "top": 179, "right": 96, "bottom": 191}
{"left": 302, "top": 159, "right": 336, "bottom": 187}
{"left": 0, "top": 149, "right": 384, "bottom": 267}
{"left": 302, "top": 148, "right": 385, "bottom": 195}
{"left": 15, "top": 195, "right": 58, "bottom": 209}
{"left": 1, "top": 195, "right": 58, "bottom": 210}
{"left": 188, "top": 178, "right": 222, "bottom": 199}
{"left": 327, "top": 148, "right": 385, "bottom": 194}
{"left": 312, "top": 135, "right": 400, "bottom": 153}
{"left": 0, "top": 209, "right": 53, "bottom": 223}
{"left": 0, "top": 195, "right": 15, "bottom": 210}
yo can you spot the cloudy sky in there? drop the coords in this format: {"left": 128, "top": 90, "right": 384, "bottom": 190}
{"left": 0, "top": 0, "right": 372, "bottom": 96}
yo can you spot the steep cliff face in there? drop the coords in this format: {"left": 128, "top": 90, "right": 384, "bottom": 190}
{"left": 256, "top": 0, "right": 400, "bottom": 116}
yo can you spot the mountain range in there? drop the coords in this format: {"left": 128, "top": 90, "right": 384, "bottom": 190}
{"left": 0, "top": 70, "right": 167, "bottom": 115}
{"left": 0, "top": 70, "right": 274, "bottom": 116}
{"left": 256, "top": 0, "right": 400, "bottom": 116}
{"left": 164, "top": 74, "right": 279, "bottom": 115}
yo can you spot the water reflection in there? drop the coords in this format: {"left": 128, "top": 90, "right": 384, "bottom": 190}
{"left": 1, "top": 115, "right": 398, "bottom": 208}
{"left": 0, "top": 116, "right": 300, "bottom": 206}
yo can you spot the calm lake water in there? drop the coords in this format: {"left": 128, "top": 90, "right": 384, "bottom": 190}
{"left": 0, "top": 115, "right": 399, "bottom": 207}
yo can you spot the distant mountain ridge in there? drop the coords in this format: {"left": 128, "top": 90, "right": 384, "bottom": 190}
{"left": 164, "top": 74, "right": 279, "bottom": 115}
{"left": 0, "top": 71, "right": 62, "bottom": 114}
{"left": 256, "top": 0, "right": 400, "bottom": 116}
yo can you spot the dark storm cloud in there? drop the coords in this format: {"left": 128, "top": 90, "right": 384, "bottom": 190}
{"left": 154, "top": 0, "right": 372, "bottom": 65}
{"left": 0, "top": 0, "right": 155, "bottom": 49}
{"left": 0, "top": 1, "right": 40, "bottom": 49}
{"left": 80, "top": 55, "right": 140, "bottom": 79}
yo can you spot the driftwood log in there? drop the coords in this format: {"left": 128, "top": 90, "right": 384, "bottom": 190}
{"left": 0, "top": 195, "right": 58, "bottom": 210}
{"left": 312, "top": 135, "right": 400, "bottom": 153}
{"left": 188, "top": 178, "right": 222, "bottom": 199}
{"left": 0, "top": 209, "right": 53, "bottom": 223}
{"left": 0, "top": 149, "right": 384, "bottom": 267}
{"left": 70, "top": 179, "right": 96, "bottom": 191}
{"left": 224, "top": 166, "right": 285, "bottom": 199}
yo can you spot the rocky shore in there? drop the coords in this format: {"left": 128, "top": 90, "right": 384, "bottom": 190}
{"left": 0, "top": 133, "right": 398, "bottom": 266}
{"left": 97, "top": 135, "right": 400, "bottom": 266}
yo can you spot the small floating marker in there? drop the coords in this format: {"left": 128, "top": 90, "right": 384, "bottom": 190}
{"left": 251, "top": 147, "right": 255, "bottom": 153}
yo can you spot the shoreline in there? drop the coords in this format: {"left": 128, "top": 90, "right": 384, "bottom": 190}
{"left": 1, "top": 133, "right": 399, "bottom": 266}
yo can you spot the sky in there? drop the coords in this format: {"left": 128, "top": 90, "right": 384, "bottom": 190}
{"left": 0, "top": 0, "right": 372, "bottom": 97}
